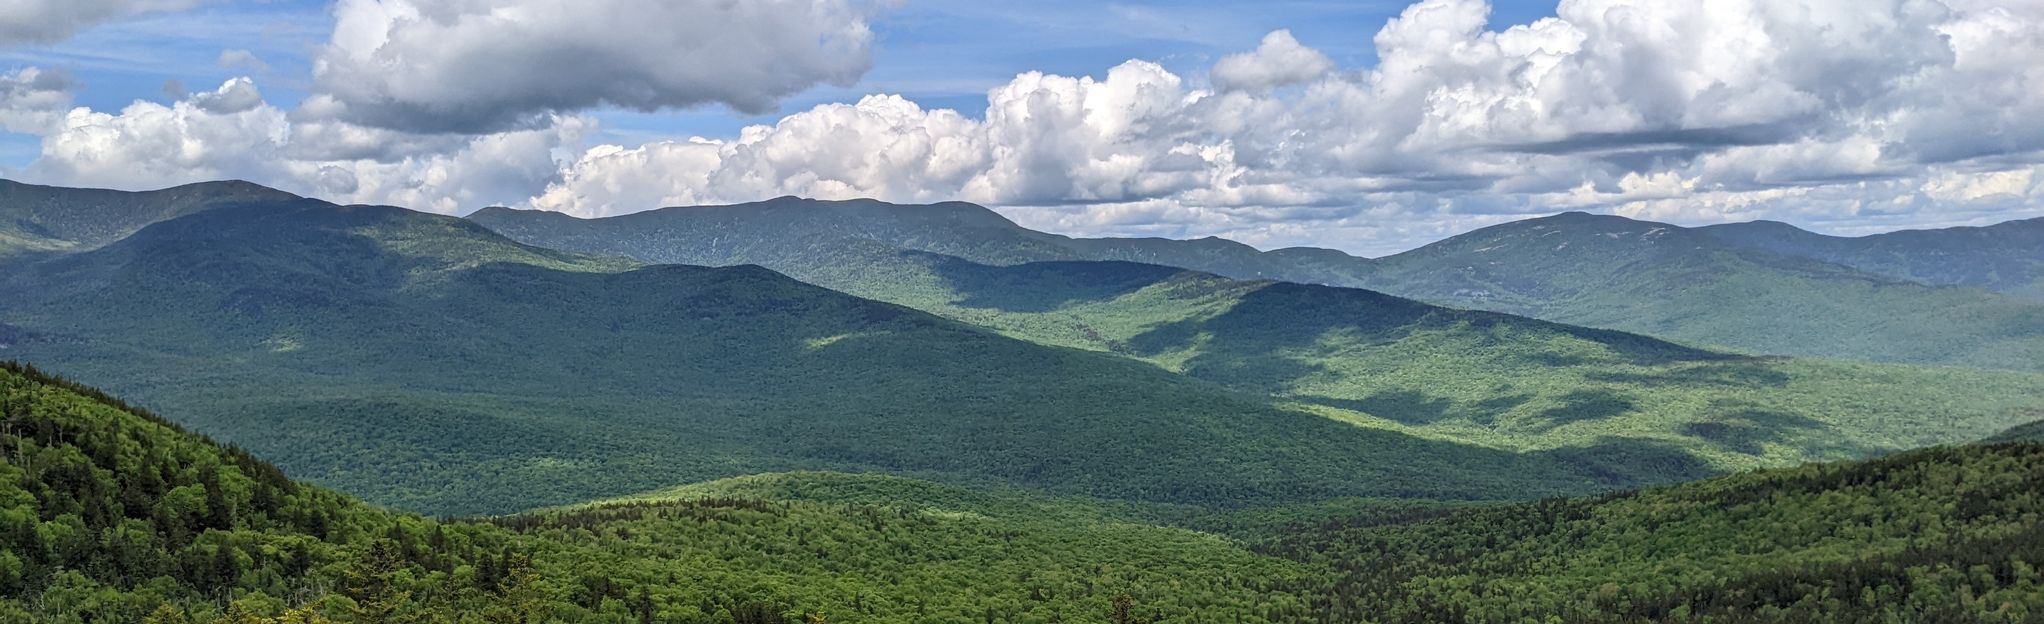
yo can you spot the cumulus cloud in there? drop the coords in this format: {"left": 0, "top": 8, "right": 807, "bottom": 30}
{"left": 187, "top": 77, "right": 264, "bottom": 114}
{"left": 532, "top": 0, "right": 2044, "bottom": 253}
{"left": 8, "top": 0, "right": 2044, "bottom": 254}
{"left": 313, "top": 0, "right": 878, "bottom": 133}
{"left": 0, "top": 0, "right": 207, "bottom": 47}
{"left": 0, "top": 67, "right": 72, "bottom": 134}
{"left": 24, "top": 76, "right": 591, "bottom": 214}
{"left": 1210, "top": 30, "right": 1335, "bottom": 92}
{"left": 35, "top": 80, "right": 292, "bottom": 190}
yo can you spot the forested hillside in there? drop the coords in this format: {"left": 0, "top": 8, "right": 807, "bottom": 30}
{"left": 1263, "top": 442, "right": 2044, "bottom": 623}
{"left": 0, "top": 362, "right": 1329, "bottom": 623}
{"left": 9, "top": 363, "right": 2043, "bottom": 623}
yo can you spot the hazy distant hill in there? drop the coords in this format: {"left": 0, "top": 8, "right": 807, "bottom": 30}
{"left": 0, "top": 192, "right": 1644, "bottom": 516}
{"left": 469, "top": 196, "right": 1376, "bottom": 284}
{"left": 475, "top": 199, "right": 2044, "bottom": 371}
{"left": 1360, "top": 212, "right": 2044, "bottom": 370}
{"left": 1701, "top": 216, "right": 2044, "bottom": 302}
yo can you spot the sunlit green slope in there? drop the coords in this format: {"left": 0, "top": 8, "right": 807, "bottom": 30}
{"left": 1263, "top": 441, "right": 2044, "bottom": 623}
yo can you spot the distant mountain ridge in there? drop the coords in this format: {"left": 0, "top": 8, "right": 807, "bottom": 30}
{"left": 473, "top": 196, "right": 1379, "bottom": 284}
{"left": 474, "top": 199, "right": 2044, "bottom": 371}
{"left": 0, "top": 178, "right": 299, "bottom": 255}
{"left": 1358, "top": 211, "right": 2044, "bottom": 370}
{"left": 8, "top": 178, "right": 2039, "bottom": 371}
{"left": 1700, "top": 216, "right": 2044, "bottom": 301}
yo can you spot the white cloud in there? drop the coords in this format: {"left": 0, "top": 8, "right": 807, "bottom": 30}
{"left": 0, "top": 67, "right": 71, "bottom": 134}
{"left": 7, "top": 0, "right": 2044, "bottom": 255}
{"left": 188, "top": 77, "right": 264, "bottom": 114}
{"left": 22, "top": 77, "right": 591, "bottom": 215}
{"left": 1210, "top": 30, "right": 1335, "bottom": 92}
{"left": 0, "top": 0, "right": 208, "bottom": 47}
{"left": 217, "top": 49, "right": 268, "bottom": 73}
{"left": 313, "top": 0, "right": 879, "bottom": 133}
{"left": 35, "top": 80, "right": 289, "bottom": 190}
{"left": 539, "top": 0, "right": 2044, "bottom": 253}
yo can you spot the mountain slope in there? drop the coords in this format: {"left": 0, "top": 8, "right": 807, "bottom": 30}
{"left": 1264, "top": 441, "right": 2044, "bottom": 622}
{"left": 1361, "top": 212, "right": 2044, "bottom": 370}
{"left": 0, "top": 198, "right": 1641, "bottom": 516}
{"left": 0, "top": 178, "right": 299, "bottom": 256}
{"left": 1701, "top": 216, "right": 2044, "bottom": 302}
{"left": 19, "top": 365, "right": 2040, "bottom": 623}
{"left": 472, "top": 208, "right": 2044, "bottom": 478}
{"left": 0, "top": 362, "right": 1340, "bottom": 623}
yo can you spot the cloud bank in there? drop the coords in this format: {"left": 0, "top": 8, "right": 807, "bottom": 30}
{"left": 0, "top": 0, "right": 209, "bottom": 47}
{"left": 5, "top": 0, "right": 2043, "bottom": 254}
{"left": 313, "top": 0, "right": 878, "bottom": 133}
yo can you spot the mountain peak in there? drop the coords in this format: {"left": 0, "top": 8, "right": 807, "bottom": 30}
{"left": 1532, "top": 210, "right": 1651, "bottom": 226}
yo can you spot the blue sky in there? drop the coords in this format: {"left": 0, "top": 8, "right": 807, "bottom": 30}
{"left": 1, "top": 0, "right": 2038, "bottom": 255}
{"left": 0, "top": 0, "right": 1556, "bottom": 155}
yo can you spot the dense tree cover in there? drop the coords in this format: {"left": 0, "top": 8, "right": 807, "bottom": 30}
{"left": 0, "top": 201, "right": 1636, "bottom": 517}
{"left": 10, "top": 361, "right": 2044, "bottom": 623}
{"left": 467, "top": 212, "right": 2044, "bottom": 481}
{"left": 0, "top": 362, "right": 1333, "bottom": 623}
{"left": 1260, "top": 442, "right": 2044, "bottom": 623}
{"left": 0, "top": 361, "right": 519, "bottom": 622}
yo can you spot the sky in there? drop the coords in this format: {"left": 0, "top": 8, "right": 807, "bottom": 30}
{"left": 1, "top": 0, "right": 2040, "bottom": 256}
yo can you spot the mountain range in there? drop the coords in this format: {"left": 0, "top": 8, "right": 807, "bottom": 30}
{"left": 5, "top": 179, "right": 2044, "bottom": 622}
{"left": 473, "top": 198, "right": 2044, "bottom": 371}
{"left": 1701, "top": 216, "right": 2044, "bottom": 301}
{"left": 3, "top": 181, "right": 2037, "bottom": 518}
{"left": 0, "top": 188, "right": 1662, "bottom": 516}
